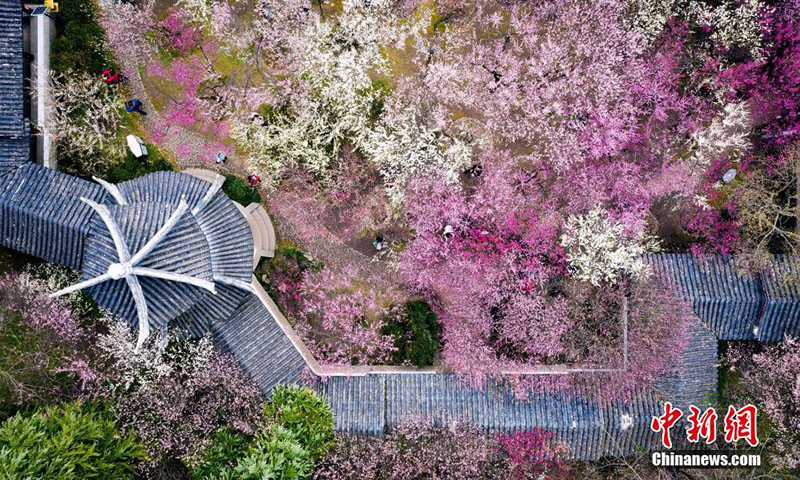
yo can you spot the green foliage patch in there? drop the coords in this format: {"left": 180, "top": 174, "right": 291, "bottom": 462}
{"left": 263, "top": 385, "right": 336, "bottom": 461}
{"left": 382, "top": 300, "right": 441, "bottom": 367}
{"left": 106, "top": 148, "right": 175, "bottom": 184}
{"left": 51, "top": 0, "right": 115, "bottom": 75}
{"left": 222, "top": 174, "right": 262, "bottom": 206}
{"left": 0, "top": 402, "right": 145, "bottom": 479}
{"left": 188, "top": 386, "right": 334, "bottom": 480}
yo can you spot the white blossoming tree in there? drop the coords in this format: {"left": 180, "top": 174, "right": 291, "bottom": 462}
{"left": 690, "top": 101, "right": 753, "bottom": 171}
{"left": 96, "top": 321, "right": 215, "bottom": 391}
{"left": 233, "top": 0, "right": 472, "bottom": 205}
{"left": 632, "top": 0, "right": 767, "bottom": 57}
{"left": 48, "top": 70, "right": 126, "bottom": 175}
{"left": 561, "top": 207, "right": 659, "bottom": 286}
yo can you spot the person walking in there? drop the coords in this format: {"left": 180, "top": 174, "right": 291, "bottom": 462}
{"left": 215, "top": 152, "right": 227, "bottom": 165}
{"left": 247, "top": 174, "right": 261, "bottom": 187}
{"left": 125, "top": 98, "right": 146, "bottom": 115}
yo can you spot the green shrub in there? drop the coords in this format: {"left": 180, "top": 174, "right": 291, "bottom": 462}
{"left": 106, "top": 148, "right": 175, "bottom": 183}
{"left": 222, "top": 174, "right": 261, "bottom": 206}
{"left": 51, "top": 0, "right": 115, "bottom": 75}
{"left": 382, "top": 300, "right": 440, "bottom": 367}
{"left": 188, "top": 429, "right": 250, "bottom": 480}
{"left": 234, "top": 426, "right": 312, "bottom": 480}
{"left": 264, "top": 385, "right": 335, "bottom": 461}
{"left": 188, "top": 387, "right": 333, "bottom": 479}
{"left": 0, "top": 402, "right": 145, "bottom": 479}
{"left": 188, "top": 426, "right": 313, "bottom": 480}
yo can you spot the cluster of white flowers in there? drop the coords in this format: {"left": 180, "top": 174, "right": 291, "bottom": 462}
{"left": 235, "top": 0, "right": 472, "bottom": 204}
{"left": 363, "top": 116, "right": 473, "bottom": 206}
{"left": 561, "top": 207, "right": 659, "bottom": 287}
{"left": 96, "top": 321, "right": 216, "bottom": 391}
{"left": 689, "top": 101, "right": 753, "bottom": 171}
{"left": 48, "top": 70, "right": 125, "bottom": 174}
{"left": 693, "top": 0, "right": 766, "bottom": 58}
{"left": 632, "top": 0, "right": 767, "bottom": 57}
{"left": 176, "top": 0, "right": 214, "bottom": 25}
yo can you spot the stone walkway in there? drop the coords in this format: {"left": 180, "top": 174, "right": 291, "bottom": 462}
{"left": 114, "top": 45, "right": 391, "bottom": 284}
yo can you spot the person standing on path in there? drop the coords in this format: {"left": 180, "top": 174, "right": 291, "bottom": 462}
{"left": 125, "top": 98, "right": 146, "bottom": 115}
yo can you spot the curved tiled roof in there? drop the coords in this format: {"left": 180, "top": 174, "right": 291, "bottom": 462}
{"left": 119, "top": 171, "right": 253, "bottom": 283}
{"left": 83, "top": 201, "right": 216, "bottom": 330}
{"left": 648, "top": 253, "right": 800, "bottom": 341}
{"left": 0, "top": 163, "right": 107, "bottom": 268}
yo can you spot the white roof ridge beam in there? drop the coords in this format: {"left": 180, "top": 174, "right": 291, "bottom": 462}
{"left": 192, "top": 175, "right": 225, "bottom": 216}
{"left": 129, "top": 196, "right": 189, "bottom": 266}
{"left": 92, "top": 176, "right": 128, "bottom": 205}
{"left": 132, "top": 267, "right": 217, "bottom": 294}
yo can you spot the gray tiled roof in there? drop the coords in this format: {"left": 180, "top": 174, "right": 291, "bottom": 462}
{"left": 0, "top": 1, "right": 28, "bottom": 174}
{"left": 654, "top": 316, "right": 718, "bottom": 410}
{"left": 212, "top": 293, "right": 308, "bottom": 393}
{"left": 648, "top": 254, "right": 800, "bottom": 341}
{"left": 0, "top": 165, "right": 254, "bottom": 335}
{"left": 0, "top": 163, "right": 107, "bottom": 269}
{"left": 119, "top": 172, "right": 253, "bottom": 283}
{"left": 0, "top": 136, "right": 30, "bottom": 176}
{"left": 173, "top": 283, "right": 250, "bottom": 338}
{"left": 317, "top": 374, "right": 663, "bottom": 460}
{"left": 83, "top": 201, "right": 214, "bottom": 330}
{"left": 759, "top": 255, "right": 800, "bottom": 340}
{"left": 0, "top": 0, "right": 25, "bottom": 139}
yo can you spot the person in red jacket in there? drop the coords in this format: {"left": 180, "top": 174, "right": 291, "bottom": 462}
{"left": 101, "top": 69, "right": 119, "bottom": 84}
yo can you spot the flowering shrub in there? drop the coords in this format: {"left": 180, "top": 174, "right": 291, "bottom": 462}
{"left": 728, "top": 338, "right": 800, "bottom": 470}
{"left": 0, "top": 273, "right": 87, "bottom": 410}
{"left": 89, "top": 0, "right": 800, "bottom": 405}
{"left": 313, "top": 417, "right": 510, "bottom": 480}
{"left": 157, "top": 10, "right": 200, "bottom": 52}
{"left": 561, "top": 206, "right": 659, "bottom": 287}
{"left": 92, "top": 323, "right": 262, "bottom": 467}
{"left": 49, "top": 70, "right": 126, "bottom": 176}
{"left": 495, "top": 429, "right": 568, "bottom": 479}
{"left": 292, "top": 267, "right": 398, "bottom": 365}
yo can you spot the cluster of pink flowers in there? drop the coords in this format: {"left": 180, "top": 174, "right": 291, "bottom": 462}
{"left": 730, "top": 338, "right": 800, "bottom": 469}
{"left": 314, "top": 417, "right": 519, "bottom": 480}
{"left": 157, "top": 11, "right": 200, "bottom": 52}
{"left": 0, "top": 273, "right": 89, "bottom": 404}
{"left": 495, "top": 429, "right": 568, "bottom": 479}
{"left": 293, "top": 268, "right": 397, "bottom": 365}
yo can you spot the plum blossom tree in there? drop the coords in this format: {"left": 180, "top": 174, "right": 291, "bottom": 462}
{"left": 313, "top": 417, "right": 511, "bottom": 480}
{"left": 92, "top": 322, "right": 262, "bottom": 468}
{"left": 292, "top": 268, "right": 398, "bottom": 365}
{"left": 561, "top": 206, "right": 659, "bottom": 287}
{"left": 0, "top": 273, "right": 87, "bottom": 408}
{"left": 689, "top": 102, "right": 753, "bottom": 172}
{"left": 48, "top": 70, "right": 126, "bottom": 175}
{"left": 729, "top": 338, "right": 800, "bottom": 469}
